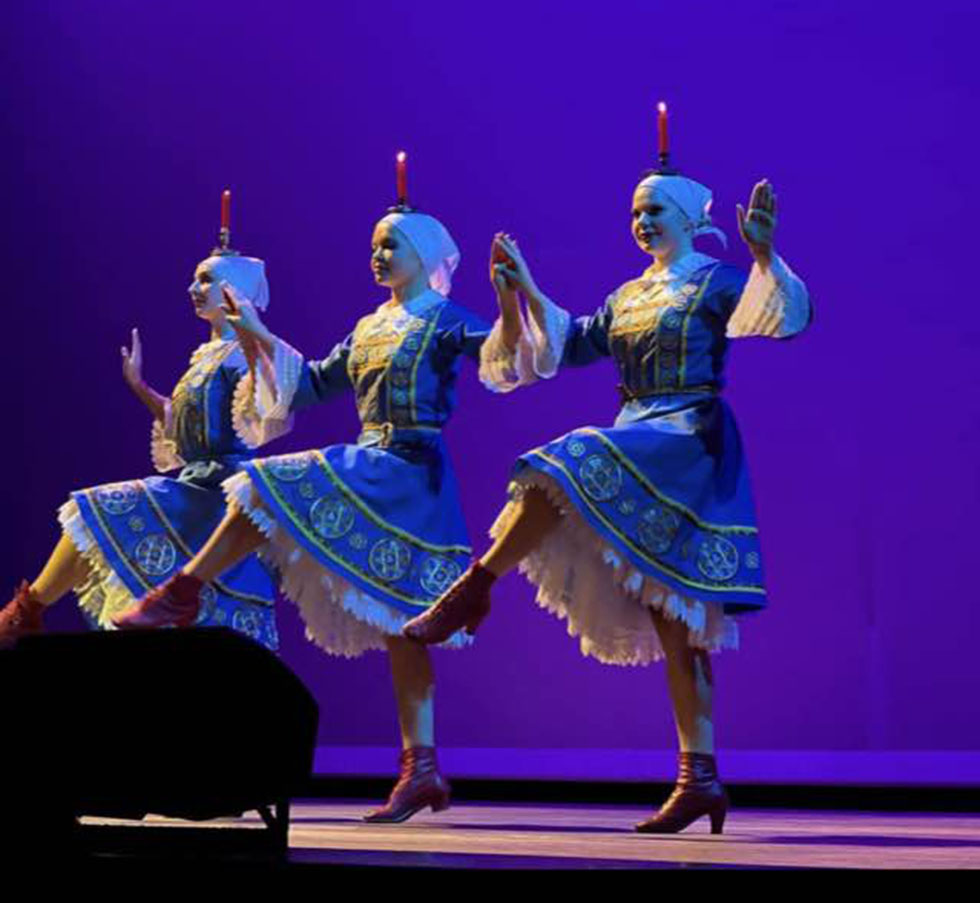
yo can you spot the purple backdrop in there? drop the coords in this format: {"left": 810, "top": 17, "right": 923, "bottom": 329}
{"left": 4, "top": 1, "right": 978, "bottom": 783}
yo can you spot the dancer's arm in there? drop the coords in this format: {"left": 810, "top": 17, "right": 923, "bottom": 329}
{"left": 480, "top": 233, "right": 617, "bottom": 391}
{"left": 121, "top": 328, "right": 168, "bottom": 422}
{"left": 726, "top": 179, "right": 812, "bottom": 339}
{"left": 223, "top": 285, "right": 352, "bottom": 446}
{"left": 122, "top": 328, "right": 185, "bottom": 472}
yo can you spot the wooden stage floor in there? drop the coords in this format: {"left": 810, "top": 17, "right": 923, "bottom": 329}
{"left": 81, "top": 800, "right": 980, "bottom": 869}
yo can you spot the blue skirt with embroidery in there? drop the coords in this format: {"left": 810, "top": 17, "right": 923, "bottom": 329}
{"left": 67, "top": 462, "right": 279, "bottom": 649}
{"left": 238, "top": 431, "right": 473, "bottom": 620}
{"left": 512, "top": 393, "right": 766, "bottom": 614}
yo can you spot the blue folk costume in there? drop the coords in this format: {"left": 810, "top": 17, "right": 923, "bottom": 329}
{"left": 225, "top": 211, "right": 489, "bottom": 656}
{"left": 59, "top": 254, "right": 282, "bottom": 650}
{"left": 480, "top": 174, "right": 812, "bottom": 665}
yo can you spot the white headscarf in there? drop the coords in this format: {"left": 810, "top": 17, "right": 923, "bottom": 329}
{"left": 203, "top": 254, "right": 271, "bottom": 311}
{"left": 636, "top": 174, "right": 727, "bottom": 249}
{"left": 379, "top": 211, "right": 460, "bottom": 297}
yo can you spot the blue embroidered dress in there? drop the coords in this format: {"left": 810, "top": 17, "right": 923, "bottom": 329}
{"left": 59, "top": 338, "right": 281, "bottom": 649}
{"left": 225, "top": 290, "right": 489, "bottom": 657}
{"left": 480, "top": 252, "right": 811, "bottom": 665}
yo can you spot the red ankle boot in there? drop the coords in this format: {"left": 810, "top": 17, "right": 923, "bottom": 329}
{"left": 112, "top": 573, "right": 204, "bottom": 629}
{"left": 363, "top": 747, "right": 451, "bottom": 823}
{"left": 402, "top": 562, "right": 495, "bottom": 645}
{"left": 0, "top": 581, "right": 45, "bottom": 649}
{"left": 635, "top": 752, "right": 729, "bottom": 834}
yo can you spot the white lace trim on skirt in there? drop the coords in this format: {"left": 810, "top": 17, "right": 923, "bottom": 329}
{"left": 58, "top": 499, "right": 133, "bottom": 627}
{"left": 490, "top": 470, "right": 739, "bottom": 666}
{"left": 223, "top": 471, "right": 472, "bottom": 658}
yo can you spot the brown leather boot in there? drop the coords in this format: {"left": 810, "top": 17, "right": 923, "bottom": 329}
{"left": 363, "top": 747, "right": 451, "bottom": 823}
{"left": 0, "top": 581, "right": 45, "bottom": 649}
{"left": 635, "top": 752, "right": 729, "bottom": 834}
{"left": 402, "top": 562, "right": 495, "bottom": 644}
{"left": 112, "top": 572, "right": 204, "bottom": 629}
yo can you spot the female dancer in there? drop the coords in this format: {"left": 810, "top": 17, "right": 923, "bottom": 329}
{"left": 117, "top": 203, "right": 490, "bottom": 823}
{"left": 0, "top": 212, "right": 281, "bottom": 650}
{"left": 404, "top": 171, "right": 812, "bottom": 834}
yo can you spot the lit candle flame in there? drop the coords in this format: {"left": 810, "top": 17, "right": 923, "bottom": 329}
{"left": 658, "top": 101, "right": 667, "bottom": 114}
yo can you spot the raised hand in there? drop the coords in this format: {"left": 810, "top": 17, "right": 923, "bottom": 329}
{"left": 121, "top": 326, "right": 166, "bottom": 420}
{"left": 490, "top": 233, "right": 523, "bottom": 352}
{"left": 736, "top": 179, "right": 777, "bottom": 267}
{"left": 121, "top": 327, "right": 143, "bottom": 390}
{"left": 492, "top": 233, "right": 540, "bottom": 299}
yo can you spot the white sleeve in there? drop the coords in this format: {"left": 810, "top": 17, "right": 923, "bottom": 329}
{"left": 726, "top": 254, "right": 811, "bottom": 339}
{"left": 477, "top": 297, "right": 571, "bottom": 393}
{"left": 231, "top": 337, "right": 303, "bottom": 447}
{"left": 150, "top": 399, "right": 185, "bottom": 472}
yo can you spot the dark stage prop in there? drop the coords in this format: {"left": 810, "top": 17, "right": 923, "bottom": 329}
{"left": 2, "top": 628, "right": 319, "bottom": 858}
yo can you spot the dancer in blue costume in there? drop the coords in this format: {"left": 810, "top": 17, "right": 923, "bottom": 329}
{"left": 0, "top": 205, "right": 281, "bottom": 650}
{"left": 405, "top": 168, "right": 812, "bottom": 834}
{"left": 118, "top": 200, "right": 490, "bottom": 823}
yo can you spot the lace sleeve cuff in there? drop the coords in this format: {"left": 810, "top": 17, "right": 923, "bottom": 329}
{"left": 230, "top": 337, "right": 302, "bottom": 447}
{"left": 726, "top": 253, "right": 811, "bottom": 339}
{"left": 150, "top": 410, "right": 184, "bottom": 473}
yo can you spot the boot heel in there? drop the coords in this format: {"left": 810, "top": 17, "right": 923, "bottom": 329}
{"left": 431, "top": 795, "right": 451, "bottom": 814}
{"left": 709, "top": 803, "right": 727, "bottom": 834}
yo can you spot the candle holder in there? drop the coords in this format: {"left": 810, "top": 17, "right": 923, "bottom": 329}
{"left": 653, "top": 151, "right": 679, "bottom": 175}
{"left": 211, "top": 229, "right": 241, "bottom": 257}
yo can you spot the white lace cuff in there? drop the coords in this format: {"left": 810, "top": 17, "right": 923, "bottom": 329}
{"left": 525, "top": 295, "right": 571, "bottom": 378}
{"left": 726, "top": 253, "right": 810, "bottom": 339}
{"left": 478, "top": 317, "right": 535, "bottom": 393}
{"left": 478, "top": 297, "right": 570, "bottom": 393}
{"left": 150, "top": 409, "right": 184, "bottom": 473}
{"left": 230, "top": 337, "right": 301, "bottom": 447}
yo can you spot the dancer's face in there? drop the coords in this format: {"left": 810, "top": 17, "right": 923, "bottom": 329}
{"left": 188, "top": 257, "right": 235, "bottom": 323}
{"left": 371, "top": 221, "right": 424, "bottom": 290}
{"left": 631, "top": 185, "right": 691, "bottom": 260}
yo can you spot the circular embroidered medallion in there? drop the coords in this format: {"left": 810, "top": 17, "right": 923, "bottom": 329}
{"left": 369, "top": 538, "right": 412, "bottom": 581}
{"left": 697, "top": 536, "right": 740, "bottom": 581}
{"left": 392, "top": 388, "right": 409, "bottom": 405}
{"left": 403, "top": 335, "right": 420, "bottom": 350}
{"left": 638, "top": 505, "right": 682, "bottom": 555}
{"left": 393, "top": 353, "right": 412, "bottom": 369}
{"left": 420, "top": 556, "right": 463, "bottom": 596}
{"left": 232, "top": 608, "right": 263, "bottom": 640}
{"left": 95, "top": 483, "right": 140, "bottom": 516}
{"left": 309, "top": 496, "right": 355, "bottom": 540}
{"left": 266, "top": 454, "right": 311, "bottom": 482}
{"left": 134, "top": 534, "right": 177, "bottom": 576}
{"left": 663, "top": 312, "right": 682, "bottom": 329}
{"left": 579, "top": 454, "right": 623, "bottom": 502}
{"left": 567, "top": 438, "right": 587, "bottom": 458}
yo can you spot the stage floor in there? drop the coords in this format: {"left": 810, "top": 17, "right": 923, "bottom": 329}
{"left": 81, "top": 800, "right": 980, "bottom": 869}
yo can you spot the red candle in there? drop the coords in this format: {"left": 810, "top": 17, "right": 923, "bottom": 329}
{"left": 657, "top": 102, "right": 669, "bottom": 157}
{"left": 220, "top": 189, "right": 231, "bottom": 230}
{"left": 396, "top": 151, "right": 408, "bottom": 206}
